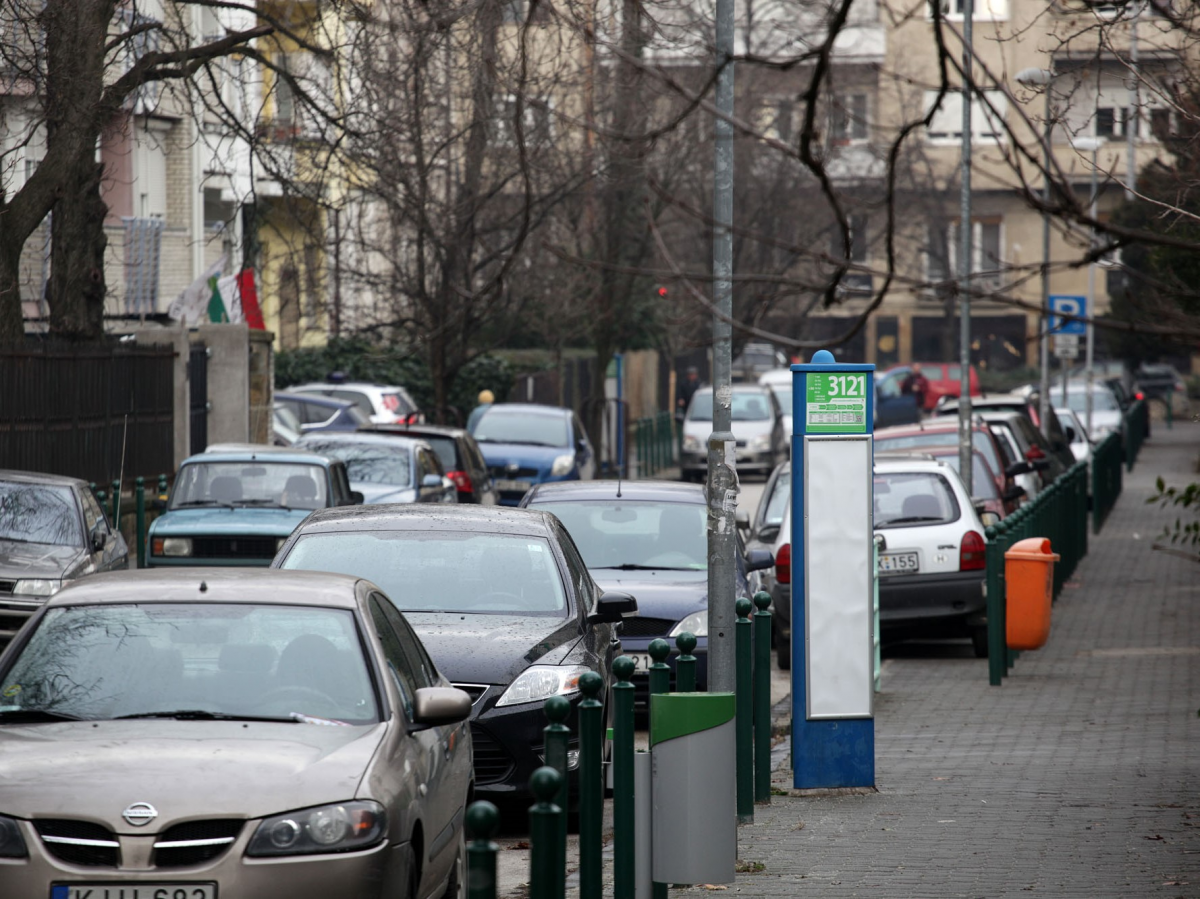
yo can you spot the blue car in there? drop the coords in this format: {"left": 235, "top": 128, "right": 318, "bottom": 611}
{"left": 520, "top": 480, "right": 773, "bottom": 706}
{"left": 470, "top": 404, "right": 595, "bottom": 505}
{"left": 146, "top": 446, "right": 361, "bottom": 567}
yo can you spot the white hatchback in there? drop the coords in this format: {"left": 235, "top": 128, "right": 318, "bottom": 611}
{"left": 288, "top": 380, "right": 421, "bottom": 425}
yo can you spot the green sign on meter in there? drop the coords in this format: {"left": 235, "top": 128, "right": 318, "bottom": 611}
{"left": 805, "top": 372, "right": 867, "bottom": 434}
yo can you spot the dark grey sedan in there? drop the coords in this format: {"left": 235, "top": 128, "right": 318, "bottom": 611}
{"left": 0, "top": 470, "right": 128, "bottom": 643}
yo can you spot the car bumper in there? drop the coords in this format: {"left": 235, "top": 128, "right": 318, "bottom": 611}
{"left": 468, "top": 690, "right": 585, "bottom": 799}
{"left": 145, "top": 556, "right": 274, "bottom": 568}
{"left": 0, "top": 820, "right": 407, "bottom": 899}
{"left": 681, "top": 450, "right": 774, "bottom": 475}
{"left": 878, "top": 570, "right": 986, "bottom": 632}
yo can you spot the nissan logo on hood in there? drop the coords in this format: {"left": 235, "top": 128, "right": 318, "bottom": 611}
{"left": 122, "top": 802, "right": 159, "bottom": 826}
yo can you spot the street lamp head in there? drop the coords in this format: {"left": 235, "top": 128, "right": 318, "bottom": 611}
{"left": 1015, "top": 67, "right": 1055, "bottom": 87}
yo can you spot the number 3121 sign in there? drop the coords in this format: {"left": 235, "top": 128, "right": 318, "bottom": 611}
{"left": 805, "top": 372, "right": 868, "bottom": 434}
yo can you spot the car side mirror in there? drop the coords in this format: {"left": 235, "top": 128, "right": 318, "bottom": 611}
{"left": 1031, "top": 459, "right": 1050, "bottom": 472}
{"left": 735, "top": 509, "right": 750, "bottom": 531}
{"left": 1001, "top": 485, "right": 1027, "bottom": 503}
{"left": 347, "top": 491, "right": 365, "bottom": 505}
{"left": 1005, "top": 461, "right": 1033, "bottom": 477}
{"left": 1064, "top": 426, "right": 1077, "bottom": 443}
{"left": 421, "top": 474, "right": 443, "bottom": 489}
{"left": 409, "top": 687, "right": 472, "bottom": 730}
{"left": 90, "top": 527, "right": 108, "bottom": 552}
{"left": 745, "top": 548, "right": 774, "bottom": 573}
{"left": 588, "top": 591, "right": 638, "bottom": 624}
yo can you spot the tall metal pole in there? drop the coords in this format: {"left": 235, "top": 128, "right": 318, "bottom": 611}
{"left": 1126, "top": 4, "right": 1139, "bottom": 200}
{"left": 1082, "top": 139, "right": 1102, "bottom": 439}
{"left": 1037, "top": 82, "right": 1052, "bottom": 439}
{"left": 707, "top": 0, "right": 737, "bottom": 693}
{"left": 957, "top": 0, "right": 974, "bottom": 495}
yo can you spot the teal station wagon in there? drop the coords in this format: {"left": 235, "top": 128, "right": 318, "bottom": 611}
{"left": 146, "top": 446, "right": 362, "bottom": 567}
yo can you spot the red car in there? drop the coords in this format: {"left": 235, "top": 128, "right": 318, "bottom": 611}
{"left": 880, "top": 363, "right": 981, "bottom": 411}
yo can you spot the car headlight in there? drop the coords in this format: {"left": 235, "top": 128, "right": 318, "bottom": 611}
{"left": 12, "top": 579, "right": 60, "bottom": 597}
{"left": 550, "top": 454, "right": 576, "bottom": 477}
{"left": 0, "top": 815, "right": 28, "bottom": 859}
{"left": 750, "top": 434, "right": 771, "bottom": 452}
{"left": 683, "top": 435, "right": 702, "bottom": 453}
{"left": 160, "top": 538, "right": 192, "bottom": 557}
{"left": 669, "top": 610, "right": 708, "bottom": 638}
{"left": 247, "top": 801, "right": 385, "bottom": 857}
{"left": 496, "top": 665, "right": 591, "bottom": 707}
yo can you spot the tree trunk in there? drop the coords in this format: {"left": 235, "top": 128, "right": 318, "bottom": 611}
{"left": 47, "top": 157, "right": 109, "bottom": 340}
{"left": 0, "top": 233, "right": 26, "bottom": 343}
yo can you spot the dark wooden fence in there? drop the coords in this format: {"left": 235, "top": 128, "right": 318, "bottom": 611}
{"left": 0, "top": 342, "right": 175, "bottom": 485}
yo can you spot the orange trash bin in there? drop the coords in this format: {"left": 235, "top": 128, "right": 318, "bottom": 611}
{"left": 1004, "top": 537, "right": 1060, "bottom": 650}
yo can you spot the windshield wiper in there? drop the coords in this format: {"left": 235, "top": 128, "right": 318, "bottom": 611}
{"left": 0, "top": 709, "right": 85, "bottom": 723}
{"left": 594, "top": 563, "right": 696, "bottom": 571}
{"left": 114, "top": 710, "right": 297, "bottom": 723}
{"left": 878, "top": 516, "right": 944, "bottom": 525}
{"left": 174, "top": 499, "right": 235, "bottom": 510}
{"left": 233, "top": 499, "right": 291, "bottom": 510}
{"left": 480, "top": 439, "right": 560, "bottom": 447}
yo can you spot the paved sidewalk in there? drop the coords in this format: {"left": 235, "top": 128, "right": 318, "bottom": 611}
{"left": 681, "top": 421, "right": 1200, "bottom": 897}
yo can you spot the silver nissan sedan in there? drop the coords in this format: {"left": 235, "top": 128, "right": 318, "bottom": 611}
{"left": 0, "top": 569, "right": 473, "bottom": 899}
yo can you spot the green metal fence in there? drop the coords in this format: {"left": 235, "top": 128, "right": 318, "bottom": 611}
{"left": 634, "top": 411, "right": 675, "bottom": 477}
{"left": 1123, "top": 399, "right": 1149, "bottom": 472}
{"left": 1091, "top": 432, "right": 1123, "bottom": 535}
{"left": 985, "top": 462, "right": 1089, "bottom": 686}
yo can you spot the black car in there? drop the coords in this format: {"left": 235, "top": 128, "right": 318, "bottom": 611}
{"left": 276, "top": 392, "right": 370, "bottom": 434}
{"left": 520, "top": 480, "right": 773, "bottom": 707}
{"left": 0, "top": 470, "right": 129, "bottom": 643}
{"left": 272, "top": 505, "right": 634, "bottom": 803}
{"left": 366, "top": 423, "right": 497, "bottom": 505}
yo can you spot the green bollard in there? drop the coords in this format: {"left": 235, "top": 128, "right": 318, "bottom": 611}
{"left": 157, "top": 473, "right": 169, "bottom": 502}
{"left": 646, "top": 639, "right": 670, "bottom": 899}
{"left": 95, "top": 489, "right": 107, "bottom": 516}
{"left": 135, "top": 477, "right": 146, "bottom": 569}
{"left": 752, "top": 591, "right": 772, "bottom": 803}
{"left": 986, "top": 524, "right": 1005, "bottom": 686}
{"left": 543, "top": 693, "right": 570, "bottom": 885}
{"left": 577, "top": 672, "right": 604, "bottom": 899}
{"left": 529, "top": 767, "right": 565, "bottom": 899}
{"left": 735, "top": 597, "right": 753, "bottom": 824}
{"left": 674, "top": 632, "right": 697, "bottom": 693}
{"left": 466, "top": 800, "right": 500, "bottom": 899}
{"left": 612, "top": 655, "right": 635, "bottom": 898}
{"left": 111, "top": 479, "right": 120, "bottom": 527}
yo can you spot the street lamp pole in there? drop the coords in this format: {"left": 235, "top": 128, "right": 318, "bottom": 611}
{"left": 1016, "top": 67, "right": 1055, "bottom": 439}
{"left": 1074, "top": 136, "right": 1104, "bottom": 440}
{"left": 957, "top": 0, "right": 974, "bottom": 495}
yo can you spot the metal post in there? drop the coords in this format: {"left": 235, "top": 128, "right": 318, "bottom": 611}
{"left": 708, "top": 0, "right": 737, "bottom": 695}
{"left": 753, "top": 591, "right": 772, "bottom": 803}
{"left": 543, "top": 694, "right": 570, "bottom": 886}
{"left": 577, "top": 672, "right": 603, "bottom": 899}
{"left": 986, "top": 524, "right": 1005, "bottom": 685}
{"left": 1126, "top": 2, "right": 1139, "bottom": 200}
{"left": 612, "top": 655, "right": 635, "bottom": 897}
{"left": 735, "top": 597, "right": 753, "bottom": 823}
{"left": 958, "top": 0, "right": 974, "bottom": 494}
{"left": 1038, "top": 82, "right": 1052, "bottom": 439}
{"left": 135, "top": 477, "right": 146, "bottom": 569}
{"left": 466, "top": 801, "right": 500, "bottom": 899}
{"left": 158, "top": 473, "right": 169, "bottom": 501}
{"left": 1086, "top": 135, "right": 1096, "bottom": 439}
{"left": 111, "top": 479, "right": 121, "bottom": 527}
{"left": 674, "top": 632, "right": 698, "bottom": 693}
{"left": 529, "top": 767, "right": 565, "bottom": 899}
{"left": 646, "top": 639, "right": 670, "bottom": 899}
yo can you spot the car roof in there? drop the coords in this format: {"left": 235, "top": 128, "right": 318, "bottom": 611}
{"left": 526, "top": 480, "right": 705, "bottom": 504}
{"left": 291, "top": 503, "right": 559, "bottom": 537}
{"left": 46, "top": 568, "right": 366, "bottom": 608}
{"left": 184, "top": 446, "right": 330, "bottom": 466}
{"left": 296, "top": 432, "right": 424, "bottom": 451}
{"left": 758, "top": 369, "right": 792, "bottom": 385}
{"left": 367, "top": 423, "right": 468, "bottom": 439}
{"left": 694, "top": 384, "right": 771, "bottom": 395}
{"left": 480, "top": 403, "right": 571, "bottom": 418}
{"left": 275, "top": 391, "right": 355, "bottom": 408}
{"left": 289, "top": 381, "right": 402, "bottom": 392}
{"left": 875, "top": 420, "right": 992, "bottom": 437}
{"left": 0, "top": 469, "right": 86, "bottom": 489}
{"left": 874, "top": 456, "right": 957, "bottom": 476}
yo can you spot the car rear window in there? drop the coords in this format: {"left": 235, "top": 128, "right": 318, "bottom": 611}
{"left": 530, "top": 500, "right": 707, "bottom": 571}
{"left": 930, "top": 453, "right": 999, "bottom": 499}
{"left": 874, "top": 472, "right": 960, "bottom": 527}
{"left": 474, "top": 409, "right": 569, "bottom": 447}
{"left": 876, "top": 431, "right": 1001, "bottom": 475}
{"left": 301, "top": 442, "right": 412, "bottom": 487}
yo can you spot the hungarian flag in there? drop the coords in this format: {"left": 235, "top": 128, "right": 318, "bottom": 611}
{"left": 207, "top": 269, "right": 265, "bottom": 329}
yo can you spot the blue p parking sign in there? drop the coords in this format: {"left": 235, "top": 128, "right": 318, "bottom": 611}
{"left": 1049, "top": 295, "right": 1087, "bottom": 335}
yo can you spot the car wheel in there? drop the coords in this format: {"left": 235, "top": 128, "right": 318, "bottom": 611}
{"left": 970, "top": 626, "right": 989, "bottom": 659}
{"left": 442, "top": 830, "right": 465, "bottom": 899}
{"left": 401, "top": 842, "right": 420, "bottom": 899}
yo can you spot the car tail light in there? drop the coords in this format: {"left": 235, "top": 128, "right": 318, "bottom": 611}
{"left": 960, "top": 531, "right": 986, "bottom": 571}
{"left": 775, "top": 543, "right": 791, "bottom": 584}
{"left": 1134, "top": 391, "right": 1145, "bottom": 401}
{"left": 1025, "top": 445, "right": 1045, "bottom": 461}
{"left": 447, "top": 470, "right": 473, "bottom": 493}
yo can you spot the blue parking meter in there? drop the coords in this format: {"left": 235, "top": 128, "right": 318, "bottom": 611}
{"left": 790, "top": 350, "right": 875, "bottom": 789}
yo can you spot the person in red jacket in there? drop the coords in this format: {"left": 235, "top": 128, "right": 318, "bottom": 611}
{"left": 901, "top": 364, "right": 931, "bottom": 412}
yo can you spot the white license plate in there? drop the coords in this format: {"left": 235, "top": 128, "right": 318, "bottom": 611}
{"left": 878, "top": 551, "right": 920, "bottom": 575}
{"left": 53, "top": 886, "right": 216, "bottom": 899}
{"left": 623, "top": 652, "right": 653, "bottom": 673}
{"left": 494, "top": 479, "right": 531, "bottom": 493}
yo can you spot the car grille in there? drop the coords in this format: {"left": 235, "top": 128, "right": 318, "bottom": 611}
{"left": 470, "top": 725, "right": 514, "bottom": 785}
{"left": 191, "top": 536, "right": 278, "bottom": 560}
{"left": 154, "top": 819, "right": 244, "bottom": 868}
{"left": 619, "top": 617, "right": 675, "bottom": 639}
{"left": 488, "top": 466, "right": 540, "bottom": 481}
{"left": 0, "top": 580, "right": 14, "bottom": 595}
{"left": 452, "top": 683, "right": 490, "bottom": 706}
{"left": 35, "top": 819, "right": 120, "bottom": 867}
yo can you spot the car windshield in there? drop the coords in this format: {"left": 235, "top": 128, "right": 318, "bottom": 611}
{"left": 1064, "top": 391, "right": 1119, "bottom": 413}
{"left": 0, "top": 603, "right": 378, "bottom": 724}
{"left": 282, "top": 531, "right": 569, "bottom": 616}
{"left": 531, "top": 501, "right": 707, "bottom": 570}
{"left": 418, "top": 436, "right": 458, "bottom": 471}
{"left": 876, "top": 431, "right": 1001, "bottom": 475}
{"left": 874, "top": 472, "right": 959, "bottom": 527}
{"left": 301, "top": 443, "right": 412, "bottom": 487}
{"left": 170, "top": 461, "right": 328, "bottom": 511}
{"left": 381, "top": 392, "right": 416, "bottom": 415}
{"left": 929, "top": 453, "right": 1000, "bottom": 500}
{"left": 0, "top": 482, "right": 81, "bottom": 546}
{"left": 474, "top": 410, "right": 569, "bottom": 447}
{"left": 688, "top": 392, "right": 772, "bottom": 422}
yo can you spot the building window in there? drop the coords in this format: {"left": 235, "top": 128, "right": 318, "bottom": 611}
{"left": 831, "top": 94, "right": 869, "bottom": 143}
{"left": 926, "top": 219, "right": 1003, "bottom": 287}
{"left": 831, "top": 215, "right": 869, "bottom": 263}
{"left": 757, "top": 99, "right": 793, "bottom": 142}
{"left": 930, "top": 0, "right": 1008, "bottom": 20}
{"left": 924, "top": 90, "right": 1007, "bottom": 143}
{"left": 494, "top": 95, "right": 552, "bottom": 146}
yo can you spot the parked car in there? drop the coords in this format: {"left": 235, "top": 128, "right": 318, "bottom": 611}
{"left": 744, "top": 462, "right": 794, "bottom": 668}
{"left": 273, "top": 505, "right": 635, "bottom": 803}
{"left": 879, "top": 363, "right": 981, "bottom": 411}
{"left": 0, "top": 471, "right": 128, "bottom": 644}
{"left": 275, "top": 392, "right": 371, "bottom": 434}
{"left": 1134, "top": 363, "right": 1187, "bottom": 404}
{"left": 287, "top": 379, "right": 421, "bottom": 425}
{"left": 521, "top": 480, "right": 773, "bottom": 702}
{"left": 1054, "top": 406, "right": 1093, "bottom": 465}
{"left": 1053, "top": 382, "right": 1125, "bottom": 442}
{"left": 972, "top": 410, "right": 1065, "bottom": 497}
{"left": 366, "top": 423, "right": 498, "bottom": 505}
{"left": 146, "top": 446, "right": 362, "bottom": 568}
{"left": 0, "top": 568, "right": 473, "bottom": 898}
{"left": 758, "top": 368, "right": 794, "bottom": 433}
{"left": 470, "top": 404, "right": 596, "bottom": 505}
{"left": 680, "top": 385, "right": 786, "bottom": 481}
{"left": 933, "top": 393, "right": 1075, "bottom": 472}
{"left": 296, "top": 433, "right": 456, "bottom": 505}
{"left": 873, "top": 421, "right": 1026, "bottom": 504}
{"left": 896, "top": 447, "right": 1012, "bottom": 526}
{"left": 732, "top": 343, "right": 787, "bottom": 382}
{"left": 873, "top": 456, "right": 990, "bottom": 657}
{"left": 272, "top": 402, "right": 302, "bottom": 446}
{"left": 875, "top": 372, "right": 922, "bottom": 428}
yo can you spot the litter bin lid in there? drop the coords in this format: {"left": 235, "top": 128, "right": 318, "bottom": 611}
{"left": 1005, "top": 537, "right": 1061, "bottom": 562}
